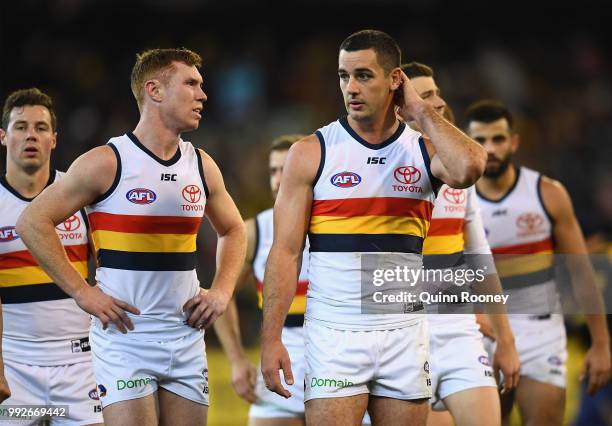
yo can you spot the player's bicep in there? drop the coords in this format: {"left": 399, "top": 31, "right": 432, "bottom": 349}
{"left": 29, "top": 147, "right": 116, "bottom": 225}
{"left": 271, "top": 142, "right": 317, "bottom": 255}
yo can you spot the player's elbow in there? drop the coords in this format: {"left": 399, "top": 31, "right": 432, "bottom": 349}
{"left": 15, "top": 207, "right": 37, "bottom": 243}
{"left": 453, "top": 151, "right": 486, "bottom": 188}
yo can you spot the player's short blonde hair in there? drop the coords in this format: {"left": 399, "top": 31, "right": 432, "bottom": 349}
{"left": 130, "top": 48, "right": 202, "bottom": 111}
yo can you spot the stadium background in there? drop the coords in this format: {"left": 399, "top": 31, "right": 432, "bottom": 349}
{"left": 1, "top": 0, "right": 610, "bottom": 424}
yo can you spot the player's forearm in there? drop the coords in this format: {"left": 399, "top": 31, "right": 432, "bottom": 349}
{"left": 415, "top": 104, "right": 485, "bottom": 187}
{"left": 214, "top": 299, "right": 248, "bottom": 363}
{"left": 585, "top": 314, "right": 611, "bottom": 348}
{"left": 16, "top": 210, "right": 89, "bottom": 298}
{"left": 210, "top": 222, "right": 247, "bottom": 298}
{"left": 261, "top": 247, "right": 298, "bottom": 343}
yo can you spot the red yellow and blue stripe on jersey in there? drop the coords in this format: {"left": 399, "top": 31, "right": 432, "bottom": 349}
{"left": 309, "top": 197, "right": 433, "bottom": 253}
{"left": 88, "top": 212, "right": 202, "bottom": 271}
{"left": 492, "top": 238, "right": 554, "bottom": 289}
{"left": 256, "top": 279, "right": 308, "bottom": 327}
{"left": 0, "top": 244, "right": 88, "bottom": 303}
{"left": 423, "top": 217, "right": 466, "bottom": 268}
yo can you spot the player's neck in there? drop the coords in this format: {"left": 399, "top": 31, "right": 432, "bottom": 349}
{"left": 132, "top": 117, "right": 181, "bottom": 161}
{"left": 347, "top": 109, "right": 399, "bottom": 145}
{"left": 5, "top": 162, "right": 52, "bottom": 199}
{"left": 476, "top": 165, "right": 517, "bottom": 199}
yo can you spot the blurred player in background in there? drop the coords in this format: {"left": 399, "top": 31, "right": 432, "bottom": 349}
{"left": 215, "top": 134, "right": 310, "bottom": 426}
{"left": 16, "top": 49, "right": 246, "bottom": 426}
{"left": 468, "top": 99, "right": 611, "bottom": 425}
{"left": 0, "top": 88, "right": 102, "bottom": 424}
{"left": 401, "top": 63, "right": 520, "bottom": 426}
{"left": 261, "top": 29, "right": 486, "bottom": 426}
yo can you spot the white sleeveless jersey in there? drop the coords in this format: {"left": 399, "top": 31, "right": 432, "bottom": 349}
{"left": 307, "top": 117, "right": 437, "bottom": 330}
{"left": 0, "top": 171, "right": 91, "bottom": 365}
{"left": 86, "top": 133, "right": 207, "bottom": 339}
{"left": 253, "top": 208, "right": 309, "bottom": 327}
{"left": 477, "top": 166, "right": 559, "bottom": 313}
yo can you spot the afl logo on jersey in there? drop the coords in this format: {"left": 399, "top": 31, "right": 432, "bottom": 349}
{"left": 443, "top": 188, "right": 465, "bottom": 204}
{"left": 331, "top": 172, "right": 361, "bottom": 188}
{"left": 126, "top": 188, "right": 157, "bottom": 204}
{"left": 56, "top": 215, "right": 81, "bottom": 232}
{"left": 0, "top": 226, "right": 19, "bottom": 242}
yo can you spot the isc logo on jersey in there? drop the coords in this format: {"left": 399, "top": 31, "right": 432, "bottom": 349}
{"left": 0, "top": 226, "right": 19, "bottom": 242}
{"left": 56, "top": 215, "right": 83, "bottom": 240}
{"left": 331, "top": 172, "right": 361, "bottom": 188}
{"left": 126, "top": 188, "right": 157, "bottom": 204}
{"left": 392, "top": 166, "right": 423, "bottom": 193}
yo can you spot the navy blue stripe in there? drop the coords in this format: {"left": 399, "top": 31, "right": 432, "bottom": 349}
{"left": 0, "top": 283, "right": 70, "bottom": 304}
{"left": 251, "top": 216, "right": 260, "bottom": 267}
{"left": 423, "top": 252, "right": 465, "bottom": 269}
{"left": 127, "top": 132, "right": 181, "bottom": 167}
{"left": 92, "top": 143, "right": 122, "bottom": 205}
{"left": 0, "top": 170, "right": 56, "bottom": 202}
{"left": 97, "top": 249, "right": 197, "bottom": 271}
{"left": 284, "top": 314, "right": 304, "bottom": 328}
{"left": 339, "top": 116, "right": 405, "bottom": 150}
{"left": 537, "top": 174, "right": 554, "bottom": 226}
{"left": 194, "top": 147, "right": 210, "bottom": 198}
{"left": 501, "top": 267, "right": 555, "bottom": 289}
{"left": 418, "top": 137, "right": 442, "bottom": 195}
{"left": 312, "top": 131, "right": 326, "bottom": 188}
{"left": 309, "top": 233, "right": 423, "bottom": 253}
{"left": 476, "top": 165, "right": 521, "bottom": 203}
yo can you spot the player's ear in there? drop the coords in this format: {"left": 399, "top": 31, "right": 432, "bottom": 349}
{"left": 511, "top": 133, "right": 520, "bottom": 154}
{"left": 144, "top": 79, "right": 163, "bottom": 103}
{"left": 0, "top": 128, "right": 6, "bottom": 146}
{"left": 51, "top": 131, "right": 57, "bottom": 150}
{"left": 390, "top": 67, "right": 402, "bottom": 91}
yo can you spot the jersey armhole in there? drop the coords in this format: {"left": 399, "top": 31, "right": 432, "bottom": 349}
{"left": 80, "top": 208, "right": 90, "bottom": 230}
{"left": 312, "top": 131, "right": 326, "bottom": 188}
{"left": 194, "top": 148, "right": 210, "bottom": 199}
{"left": 537, "top": 174, "right": 555, "bottom": 226}
{"left": 91, "top": 143, "right": 121, "bottom": 205}
{"left": 418, "top": 136, "right": 442, "bottom": 195}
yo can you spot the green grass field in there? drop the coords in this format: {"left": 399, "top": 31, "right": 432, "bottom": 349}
{"left": 206, "top": 337, "right": 586, "bottom": 425}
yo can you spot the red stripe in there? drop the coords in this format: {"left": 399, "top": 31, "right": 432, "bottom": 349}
{"left": 311, "top": 197, "right": 433, "bottom": 218}
{"left": 492, "top": 238, "right": 553, "bottom": 255}
{"left": 256, "top": 280, "right": 309, "bottom": 296}
{"left": 427, "top": 218, "right": 464, "bottom": 236}
{"left": 0, "top": 244, "right": 89, "bottom": 270}
{"left": 89, "top": 212, "right": 201, "bottom": 234}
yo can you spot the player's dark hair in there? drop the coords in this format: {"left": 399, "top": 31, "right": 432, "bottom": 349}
{"left": 465, "top": 100, "right": 514, "bottom": 129}
{"left": 401, "top": 62, "right": 434, "bottom": 79}
{"left": 2, "top": 88, "right": 56, "bottom": 131}
{"left": 269, "top": 134, "right": 304, "bottom": 153}
{"left": 339, "top": 30, "right": 401, "bottom": 75}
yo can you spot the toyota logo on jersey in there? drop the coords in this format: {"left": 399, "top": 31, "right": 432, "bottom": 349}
{"left": 443, "top": 187, "right": 465, "bottom": 204}
{"left": 182, "top": 185, "right": 202, "bottom": 204}
{"left": 393, "top": 166, "right": 421, "bottom": 185}
{"left": 56, "top": 215, "right": 81, "bottom": 232}
{"left": 516, "top": 212, "right": 543, "bottom": 231}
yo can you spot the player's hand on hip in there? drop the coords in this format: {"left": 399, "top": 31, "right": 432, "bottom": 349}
{"left": 261, "top": 339, "right": 294, "bottom": 399}
{"left": 183, "top": 288, "right": 230, "bottom": 330}
{"left": 395, "top": 70, "right": 429, "bottom": 122}
{"left": 493, "top": 339, "right": 521, "bottom": 393}
{"left": 74, "top": 285, "right": 140, "bottom": 333}
{"left": 0, "top": 372, "right": 11, "bottom": 403}
{"left": 231, "top": 356, "right": 258, "bottom": 403}
{"left": 581, "top": 343, "right": 611, "bottom": 395}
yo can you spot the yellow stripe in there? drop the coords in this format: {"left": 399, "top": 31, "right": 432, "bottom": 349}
{"left": 257, "top": 292, "right": 306, "bottom": 314}
{"left": 423, "top": 234, "right": 465, "bottom": 255}
{"left": 496, "top": 252, "right": 554, "bottom": 277}
{"left": 309, "top": 215, "right": 429, "bottom": 237}
{"left": 0, "top": 262, "right": 88, "bottom": 287}
{"left": 92, "top": 230, "right": 197, "bottom": 253}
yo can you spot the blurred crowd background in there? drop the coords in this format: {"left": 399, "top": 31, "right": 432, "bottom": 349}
{"left": 1, "top": 1, "right": 611, "bottom": 423}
